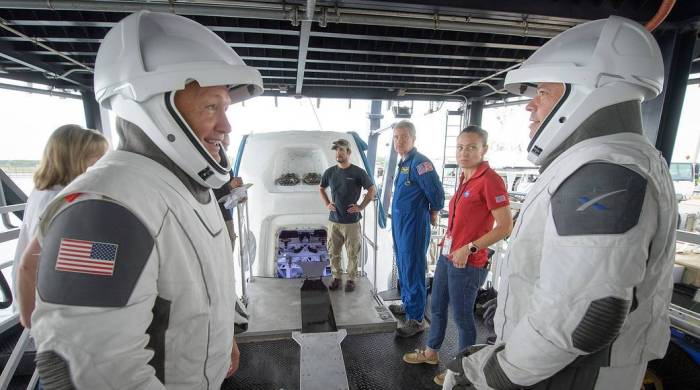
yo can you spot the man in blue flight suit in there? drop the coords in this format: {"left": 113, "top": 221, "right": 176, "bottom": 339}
{"left": 391, "top": 120, "right": 445, "bottom": 337}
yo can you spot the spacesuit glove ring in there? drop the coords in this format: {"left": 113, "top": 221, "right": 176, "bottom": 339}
{"left": 442, "top": 369, "right": 472, "bottom": 389}
{"left": 442, "top": 345, "right": 487, "bottom": 389}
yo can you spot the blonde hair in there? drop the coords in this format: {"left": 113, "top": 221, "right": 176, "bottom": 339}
{"left": 33, "top": 124, "right": 109, "bottom": 190}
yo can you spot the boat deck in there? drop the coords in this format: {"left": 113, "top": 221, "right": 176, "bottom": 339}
{"left": 227, "top": 288, "right": 495, "bottom": 390}
{"left": 238, "top": 276, "right": 397, "bottom": 342}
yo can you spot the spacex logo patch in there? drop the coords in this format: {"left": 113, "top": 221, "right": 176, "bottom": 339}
{"left": 576, "top": 189, "right": 627, "bottom": 212}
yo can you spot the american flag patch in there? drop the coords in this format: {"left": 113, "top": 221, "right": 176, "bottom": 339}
{"left": 55, "top": 238, "right": 118, "bottom": 276}
{"left": 417, "top": 161, "right": 434, "bottom": 176}
{"left": 495, "top": 195, "right": 507, "bottom": 203}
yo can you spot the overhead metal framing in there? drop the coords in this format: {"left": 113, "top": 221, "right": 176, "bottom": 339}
{"left": 0, "top": 1, "right": 698, "bottom": 100}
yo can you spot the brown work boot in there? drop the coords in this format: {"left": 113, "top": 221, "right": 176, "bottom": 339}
{"left": 345, "top": 280, "right": 355, "bottom": 292}
{"left": 328, "top": 278, "right": 342, "bottom": 291}
{"left": 402, "top": 349, "right": 438, "bottom": 365}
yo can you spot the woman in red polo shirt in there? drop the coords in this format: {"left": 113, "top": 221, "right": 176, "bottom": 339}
{"left": 402, "top": 125, "right": 513, "bottom": 385}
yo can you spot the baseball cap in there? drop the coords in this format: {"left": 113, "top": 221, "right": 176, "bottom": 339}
{"left": 331, "top": 139, "right": 351, "bottom": 151}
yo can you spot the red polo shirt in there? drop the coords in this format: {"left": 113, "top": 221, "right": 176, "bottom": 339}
{"left": 445, "top": 161, "right": 509, "bottom": 268}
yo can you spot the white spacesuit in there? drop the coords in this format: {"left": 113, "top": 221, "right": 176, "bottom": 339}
{"left": 30, "top": 11, "right": 262, "bottom": 389}
{"left": 444, "top": 16, "right": 676, "bottom": 390}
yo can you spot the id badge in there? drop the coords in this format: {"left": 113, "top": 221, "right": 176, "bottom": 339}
{"left": 442, "top": 236, "right": 452, "bottom": 256}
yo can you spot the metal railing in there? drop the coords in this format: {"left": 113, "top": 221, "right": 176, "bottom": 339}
{"left": 672, "top": 228, "right": 700, "bottom": 339}
{"left": 0, "top": 203, "right": 19, "bottom": 231}
{"left": 361, "top": 196, "right": 381, "bottom": 303}
{"left": 0, "top": 328, "right": 37, "bottom": 390}
{"left": 236, "top": 201, "right": 253, "bottom": 306}
{"left": 0, "top": 204, "right": 24, "bottom": 245}
{"left": 0, "top": 199, "right": 32, "bottom": 390}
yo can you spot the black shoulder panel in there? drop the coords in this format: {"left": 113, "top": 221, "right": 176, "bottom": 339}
{"left": 37, "top": 199, "right": 154, "bottom": 307}
{"left": 551, "top": 162, "right": 647, "bottom": 236}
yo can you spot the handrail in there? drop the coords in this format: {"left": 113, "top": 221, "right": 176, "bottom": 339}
{"left": 360, "top": 197, "right": 380, "bottom": 296}
{"left": 0, "top": 204, "right": 26, "bottom": 214}
{"left": 372, "top": 196, "right": 378, "bottom": 294}
{"left": 0, "top": 271, "right": 12, "bottom": 309}
{"left": 0, "top": 229, "right": 19, "bottom": 244}
{"left": 0, "top": 181, "right": 18, "bottom": 230}
{"left": 0, "top": 316, "right": 18, "bottom": 335}
{"left": 669, "top": 303, "right": 700, "bottom": 339}
{"left": 676, "top": 230, "right": 700, "bottom": 246}
{"left": 236, "top": 201, "right": 253, "bottom": 305}
{"left": 0, "top": 317, "right": 38, "bottom": 390}
{"left": 0, "top": 328, "right": 31, "bottom": 389}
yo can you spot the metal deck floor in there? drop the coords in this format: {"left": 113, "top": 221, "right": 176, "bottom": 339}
{"left": 225, "top": 292, "right": 496, "bottom": 390}
{"left": 238, "top": 276, "right": 396, "bottom": 342}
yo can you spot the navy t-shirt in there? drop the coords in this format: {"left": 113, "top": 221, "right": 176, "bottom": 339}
{"left": 320, "top": 164, "right": 373, "bottom": 224}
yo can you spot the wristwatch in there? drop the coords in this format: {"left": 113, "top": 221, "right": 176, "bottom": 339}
{"left": 468, "top": 242, "right": 479, "bottom": 254}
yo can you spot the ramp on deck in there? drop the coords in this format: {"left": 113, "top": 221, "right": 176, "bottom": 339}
{"left": 225, "top": 291, "right": 496, "bottom": 390}
{"left": 238, "top": 276, "right": 396, "bottom": 342}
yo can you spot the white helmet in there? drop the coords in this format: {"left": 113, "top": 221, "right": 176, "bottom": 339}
{"left": 504, "top": 16, "right": 664, "bottom": 165}
{"left": 94, "top": 11, "right": 264, "bottom": 188}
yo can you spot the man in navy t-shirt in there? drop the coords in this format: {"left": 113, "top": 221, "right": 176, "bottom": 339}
{"left": 319, "top": 139, "right": 376, "bottom": 292}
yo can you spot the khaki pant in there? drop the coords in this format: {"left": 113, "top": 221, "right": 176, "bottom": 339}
{"left": 327, "top": 221, "right": 362, "bottom": 280}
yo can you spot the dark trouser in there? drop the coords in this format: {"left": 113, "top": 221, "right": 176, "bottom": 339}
{"left": 427, "top": 256, "right": 488, "bottom": 352}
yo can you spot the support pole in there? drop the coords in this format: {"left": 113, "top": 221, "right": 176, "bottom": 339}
{"left": 366, "top": 100, "right": 383, "bottom": 176}
{"left": 642, "top": 27, "right": 698, "bottom": 164}
{"left": 468, "top": 100, "right": 484, "bottom": 127}
{"left": 372, "top": 196, "right": 378, "bottom": 295}
{"left": 81, "top": 91, "right": 104, "bottom": 133}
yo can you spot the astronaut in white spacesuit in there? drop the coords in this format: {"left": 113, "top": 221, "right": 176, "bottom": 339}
{"left": 443, "top": 16, "right": 677, "bottom": 390}
{"left": 30, "top": 11, "right": 263, "bottom": 389}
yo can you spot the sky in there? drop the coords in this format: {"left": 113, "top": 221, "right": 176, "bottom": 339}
{"left": 2, "top": 77, "right": 700, "bottom": 168}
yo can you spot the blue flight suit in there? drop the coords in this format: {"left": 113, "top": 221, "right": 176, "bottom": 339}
{"left": 391, "top": 148, "right": 444, "bottom": 321}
